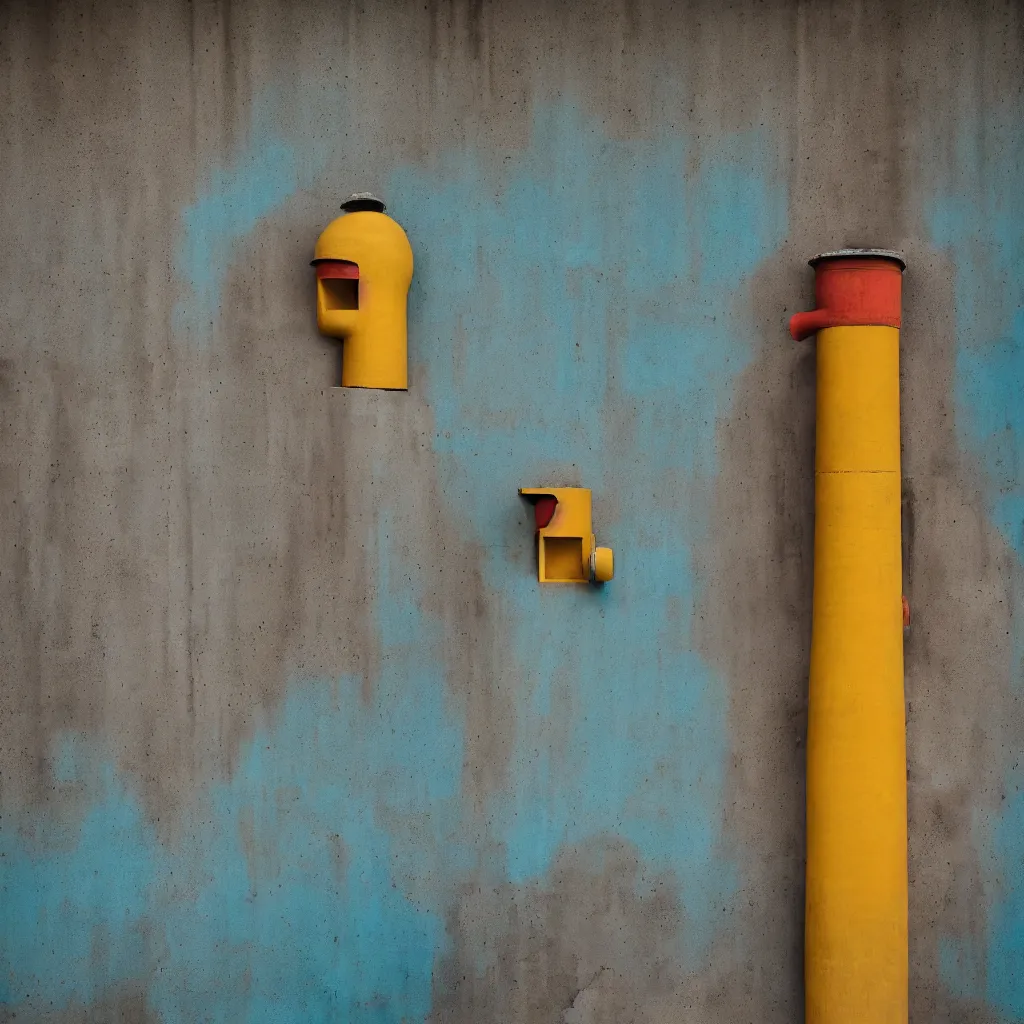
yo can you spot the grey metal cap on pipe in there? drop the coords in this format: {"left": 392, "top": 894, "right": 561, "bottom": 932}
{"left": 809, "top": 248, "right": 906, "bottom": 270}
{"left": 341, "top": 192, "right": 386, "bottom": 213}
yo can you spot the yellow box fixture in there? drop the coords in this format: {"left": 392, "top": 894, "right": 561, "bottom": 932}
{"left": 519, "top": 487, "right": 613, "bottom": 584}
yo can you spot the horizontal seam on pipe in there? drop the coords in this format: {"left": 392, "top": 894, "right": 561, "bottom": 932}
{"left": 815, "top": 469, "right": 899, "bottom": 475}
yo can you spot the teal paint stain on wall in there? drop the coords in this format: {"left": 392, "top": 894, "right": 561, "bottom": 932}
{"left": 987, "top": 805, "right": 1024, "bottom": 1017}
{"left": 0, "top": 503, "right": 465, "bottom": 1021}
{"left": 0, "top": 738, "right": 156, "bottom": 1009}
{"left": 2, "top": 98, "right": 786, "bottom": 1018}
{"left": 931, "top": 118, "right": 1024, "bottom": 569}
{"left": 392, "top": 101, "right": 786, "bottom": 955}
{"left": 146, "top": 647, "right": 462, "bottom": 1022}
{"left": 929, "top": 111, "right": 1024, "bottom": 1018}
{"left": 939, "top": 934, "right": 984, "bottom": 1003}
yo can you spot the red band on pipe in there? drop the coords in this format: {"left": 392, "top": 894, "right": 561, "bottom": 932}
{"left": 315, "top": 260, "right": 360, "bottom": 280}
{"left": 789, "top": 257, "right": 903, "bottom": 341}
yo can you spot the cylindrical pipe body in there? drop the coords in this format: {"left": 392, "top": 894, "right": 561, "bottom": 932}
{"left": 797, "top": 253, "right": 907, "bottom": 1024}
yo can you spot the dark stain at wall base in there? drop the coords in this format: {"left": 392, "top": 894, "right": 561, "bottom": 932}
{"left": 430, "top": 838, "right": 684, "bottom": 1024}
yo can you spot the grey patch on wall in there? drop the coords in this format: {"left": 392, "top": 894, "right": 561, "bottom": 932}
{"left": 429, "top": 838, "right": 685, "bottom": 1024}
{"left": 3, "top": 0, "right": 1024, "bottom": 1017}
{"left": 0, "top": 984, "right": 155, "bottom": 1024}
{"left": 0, "top": 0, "right": 533, "bottom": 825}
{"left": 0, "top": 0, "right": 306, "bottom": 822}
{"left": 691, "top": 246, "right": 815, "bottom": 1023}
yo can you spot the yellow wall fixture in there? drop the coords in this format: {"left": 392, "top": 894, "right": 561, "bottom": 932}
{"left": 312, "top": 193, "right": 414, "bottom": 390}
{"left": 790, "top": 250, "right": 908, "bottom": 1024}
{"left": 519, "top": 487, "right": 613, "bottom": 584}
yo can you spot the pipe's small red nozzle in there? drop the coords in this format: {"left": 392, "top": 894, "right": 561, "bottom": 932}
{"left": 790, "top": 309, "right": 830, "bottom": 342}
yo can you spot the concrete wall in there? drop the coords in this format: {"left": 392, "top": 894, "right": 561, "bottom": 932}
{"left": 1, "top": 0, "right": 1023, "bottom": 1020}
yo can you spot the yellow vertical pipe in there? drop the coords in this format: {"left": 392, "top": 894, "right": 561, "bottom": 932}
{"left": 805, "top": 322, "right": 907, "bottom": 1024}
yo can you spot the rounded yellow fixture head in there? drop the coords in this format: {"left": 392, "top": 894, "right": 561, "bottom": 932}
{"left": 312, "top": 194, "right": 414, "bottom": 390}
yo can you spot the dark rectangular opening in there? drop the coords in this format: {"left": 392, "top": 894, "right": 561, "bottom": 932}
{"left": 543, "top": 537, "right": 587, "bottom": 581}
{"left": 322, "top": 278, "right": 359, "bottom": 311}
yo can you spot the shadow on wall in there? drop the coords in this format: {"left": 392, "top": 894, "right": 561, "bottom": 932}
{"left": 0, "top": 100, "right": 786, "bottom": 1021}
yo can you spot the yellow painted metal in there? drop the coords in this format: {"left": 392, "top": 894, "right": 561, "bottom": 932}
{"left": 314, "top": 209, "right": 413, "bottom": 389}
{"left": 519, "top": 487, "right": 614, "bottom": 584}
{"left": 806, "top": 325, "right": 907, "bottom": 1024}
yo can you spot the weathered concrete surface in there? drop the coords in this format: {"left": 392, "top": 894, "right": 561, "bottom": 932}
{"left": 1, "top": 0, "right": 1023, "bottom": 1020}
